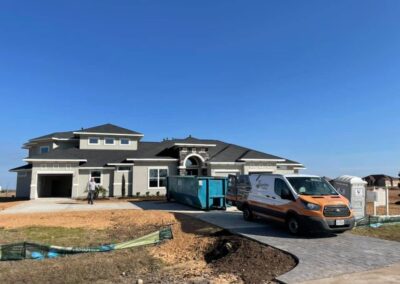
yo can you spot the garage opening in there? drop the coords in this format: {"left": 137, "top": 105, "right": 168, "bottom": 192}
{"left": 38, "top": 174, "right": 73, "bottom": 197}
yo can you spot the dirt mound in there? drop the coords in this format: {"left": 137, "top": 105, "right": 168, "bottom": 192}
{"left": 205, "top": 235, "right": 296, "bottom": 284}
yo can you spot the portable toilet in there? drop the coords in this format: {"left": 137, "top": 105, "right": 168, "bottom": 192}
{"left": 167, "top": 176, "right": 227, "bottom": 210}
{"left": 331, "top": 175, "right": 367, "bottom": 219}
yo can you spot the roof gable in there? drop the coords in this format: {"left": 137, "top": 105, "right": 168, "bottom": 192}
{"left": 74, "top": 124, "right": 143, "bottom": 136}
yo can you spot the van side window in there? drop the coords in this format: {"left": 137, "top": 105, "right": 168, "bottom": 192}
{"left": 275, "top": 179, "right": 292, "bottom": 199}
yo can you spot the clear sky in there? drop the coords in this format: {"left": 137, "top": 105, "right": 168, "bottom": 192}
{"left": 1, "top": 1, "right": 399, "bottom": 188}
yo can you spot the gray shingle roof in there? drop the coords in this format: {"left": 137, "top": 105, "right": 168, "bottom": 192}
{"left": 22, "top": 136, "right": 303, "bottom": 168}
{"left": 76, "top": 123, "right": 142, "bottom": 135}
{"left": 30, "top": 131, "right": 76, "bottom": 141}
{"left": 9, "top": 164, "right": 33, "bottom": 171}
{"left": 29, "top": 124, "right": 142, "bottom": 142}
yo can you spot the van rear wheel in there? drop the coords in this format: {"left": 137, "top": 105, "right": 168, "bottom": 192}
{"left": 287, "top": 216, "right": 301, "bottom": 235}
{"left": 243, "top": 206, "right": 253, "bottom": 221}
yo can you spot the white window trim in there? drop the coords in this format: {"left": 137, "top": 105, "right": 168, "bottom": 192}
{"left": 39, "top": 146, "right": 50, "bottom": 154}
{"left": 104, "top": 137, "right": 116, "bottom": 145}
{"left": 119, "top": 138, "right": 131, "bottom": 145}
{"left": 88, "top": 137, "right": 100, "bottom": 145}
{"left": 148, "top": 167, "right": 168, "bottom": 189}
{"left": 90, "top": 170, "right": 102, "bottom": 185}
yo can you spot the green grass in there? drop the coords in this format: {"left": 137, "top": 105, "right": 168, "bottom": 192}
{"left": 352, "top": 223, "right": 400, "bottom": 242}
{"left": 0, "top": 227, "right": 110, "bottom": 247}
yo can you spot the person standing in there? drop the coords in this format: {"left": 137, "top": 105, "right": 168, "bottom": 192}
{"left": 87, "top": 177, "right": 97, "bottom": 205}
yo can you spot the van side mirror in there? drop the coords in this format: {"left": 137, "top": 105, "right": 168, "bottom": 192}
{"left": 281, "top": 189, "right": 294, "bottom": 201}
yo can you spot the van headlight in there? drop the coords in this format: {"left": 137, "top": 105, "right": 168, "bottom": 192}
{"left": 303, "top": 202, "right": 321, "bottom": 211}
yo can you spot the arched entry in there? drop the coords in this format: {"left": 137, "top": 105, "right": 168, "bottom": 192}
{"left": 183, "top": 154, "right": 204, "bottom": 176}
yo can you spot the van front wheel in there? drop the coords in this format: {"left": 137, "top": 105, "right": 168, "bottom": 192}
{"left": 287, "top": 216, "right": 301, "bottom": 235}
{"left": 243, "top": 206, "right": 253, "bottom": 221}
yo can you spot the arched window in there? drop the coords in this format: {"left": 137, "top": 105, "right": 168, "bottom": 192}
{"left": 185, "top": 157, "right": 198, "bottom": 168}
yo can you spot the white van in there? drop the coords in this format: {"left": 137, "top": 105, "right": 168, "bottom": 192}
{"left": 227, "top": 174, "right": 355, "bottom": 234}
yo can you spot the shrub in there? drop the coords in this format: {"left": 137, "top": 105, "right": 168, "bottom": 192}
{"left": 95, "top": 186, "right": 108, "bottom": 199}
{"left": 146, "top": 191, "right": 150, "bottom": 197}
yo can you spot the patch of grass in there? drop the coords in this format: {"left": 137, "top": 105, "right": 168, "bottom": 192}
{"left": 352, "top": 224, "right": 400, "bottom": 242}
{"left": 0, "top": 227, "right": 110, "bottom": 247}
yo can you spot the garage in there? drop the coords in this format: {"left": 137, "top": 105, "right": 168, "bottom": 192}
{"left": 37, "top": 174, "right": 73, "bottom": 197}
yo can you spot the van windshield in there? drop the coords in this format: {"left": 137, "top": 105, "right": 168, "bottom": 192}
{"left": 287, "top": 177, "right": 338, "bottom": 196}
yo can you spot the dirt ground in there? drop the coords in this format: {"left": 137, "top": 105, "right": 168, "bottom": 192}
{"left": 0, "top": 191, "right": 25, "bottom": 211}
{"left": 365, "top": 189, "right": 400, "bottom": 215}
{"left": 0, "top": 210, "right": 296, "bottom": 283}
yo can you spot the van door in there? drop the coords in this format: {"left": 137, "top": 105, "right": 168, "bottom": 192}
{"left": 271, "top": 177, "right": 295, "bottom": 219}
{"left": 248, "top": 175, "right": 276, "bottom": 216}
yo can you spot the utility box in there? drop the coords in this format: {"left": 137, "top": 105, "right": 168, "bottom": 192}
{"left": 366, "top": 188, "right": 386, "bottom": 206}
{"left": 332, "top": 175, "right": 367, "bottom": 219}
{"left": 167, "top": 176, "right": 227, "bottom": 210}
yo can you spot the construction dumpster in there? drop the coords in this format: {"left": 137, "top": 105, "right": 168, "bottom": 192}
{"left": 166, "top": 176, "right": 227, "bottom": 210}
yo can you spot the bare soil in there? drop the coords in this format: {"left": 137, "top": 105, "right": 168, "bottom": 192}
{"left": 0, "top": 196, "right": 24, "bottom": 211}
{"left": 0, "top": 210, "right": 296, "bottom": 283}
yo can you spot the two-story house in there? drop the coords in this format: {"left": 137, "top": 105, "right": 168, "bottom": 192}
{"left": 10, "top": 124, "right": 304, "bottom": 199}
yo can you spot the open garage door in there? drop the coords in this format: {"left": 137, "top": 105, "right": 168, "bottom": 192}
{"left": 38, "top": 174, "right": 73, "bottom": 197}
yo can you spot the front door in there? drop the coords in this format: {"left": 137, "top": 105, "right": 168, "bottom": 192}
{"left": 186, "top": 169, "right": 198, "bottom": 176}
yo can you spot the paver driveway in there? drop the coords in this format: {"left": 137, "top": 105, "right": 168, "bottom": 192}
{"left": 134, "top": 201, "right": 400, "bottom": 283}
{"left": 192, "top": 210, "right": 400, "bottom": 283}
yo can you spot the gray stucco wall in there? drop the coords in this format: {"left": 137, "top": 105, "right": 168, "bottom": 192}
{"left": 132, "top": 161, "right": 178, "bottom": 196}
{"left": 16, "top": 171, "right": 32, "bottom": 198}
{"left": 77, "top": 168, "right": 114, "bottom": 198}
{"left": 112, "top": 167, "right": 133, "bottom": 197}
{"left": 79, "top": 135, "right": 138, "bottom": 150}
{"left": 29, "top": 142, "right": 54, "bottom": 157}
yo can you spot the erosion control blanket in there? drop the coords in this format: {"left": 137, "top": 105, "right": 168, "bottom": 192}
{"left": 0, "top": 227, "right": 173, "bottom": 261}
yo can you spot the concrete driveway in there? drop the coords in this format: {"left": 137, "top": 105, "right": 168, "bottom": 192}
{"left": 0, "top": 198, "right": 141, "bottom": 214}
{"left": 134, "top": 201, "right": 400, "bottom": 284}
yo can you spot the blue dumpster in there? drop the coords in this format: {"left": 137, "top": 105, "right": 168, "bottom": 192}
{"left": 166, "top": 176, "right": 227, "bottom": 210}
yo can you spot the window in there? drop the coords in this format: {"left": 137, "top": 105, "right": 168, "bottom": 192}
{"left": 105, "top": 137, "right": 115, "bottom": 145}
{"left": 40, "top": 146, "right": 49, "bottom": 154}
{"left": 90, "top": 171, "right": 102, "bottom": 184}
{"left": 88, "top": 137, "right": 99, "bottom": 145}
{"left": 120, "top": 138, "right": 130, "bottom": 145}
{"left": 287, "top": 177, "right": 338, "bottom": 196}
{"left": 274, "top": 179, "right": 291, "bottom": 197}
{"left": 148, "top": 168, "right": 168, "bottom": 188}
{"left": 118, "top": 166, "right": 131, "bottom": 171}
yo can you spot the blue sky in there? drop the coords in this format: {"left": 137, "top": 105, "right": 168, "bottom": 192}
{"left": 1, "top": 1, "right": 399, "bottom": 188}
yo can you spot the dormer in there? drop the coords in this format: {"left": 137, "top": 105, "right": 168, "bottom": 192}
{"left": 74, "top": 124, "right": 143, "bottom": 150}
